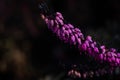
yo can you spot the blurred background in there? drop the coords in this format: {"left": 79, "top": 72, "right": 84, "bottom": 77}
{"left": 0, "top": 0, "right": 120, "bottom": 80}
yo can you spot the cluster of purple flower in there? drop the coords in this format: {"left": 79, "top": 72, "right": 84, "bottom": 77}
{"left": 41, "top": 12, "right": 120, "bottom": 67}
{"left": 67, "top": 66, "right": 115, "bottom": 79}
{"left": 39, "top": 2, "right": 120, "bottom": 78}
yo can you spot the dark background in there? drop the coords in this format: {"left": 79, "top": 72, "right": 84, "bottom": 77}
{"left": 0, "top": 0, "right": 120, "bottom": 80}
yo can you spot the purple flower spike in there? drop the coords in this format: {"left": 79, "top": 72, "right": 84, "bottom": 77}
{"left": 41, "top": 11, "right": 120, "bottom": 67}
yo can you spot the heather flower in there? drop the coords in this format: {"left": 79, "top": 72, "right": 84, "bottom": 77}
{"left": 81, "top": 43, "right": 87, "bottom": 51}
{"left": 67, "top": 65, "right": 117, "bottom": 79}
{"left": 39, "top": 2, "right": 120, "bottom": 79}
{"left": 86, "top": 36, "right": 92, "bottom": 42}
{"left": 41, "top": 11, "right": 120, "bottom": 67}
{"left": 94, "top": 47, "right": 99, "bottom": 53}
{"left": 68, "top": 69, "right": 81, "bottom": 78}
